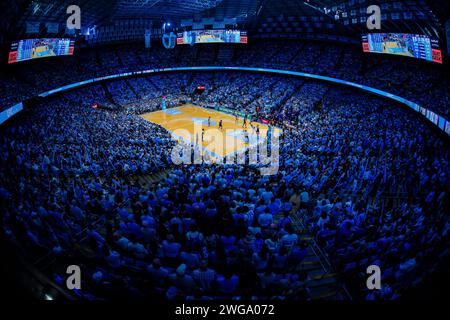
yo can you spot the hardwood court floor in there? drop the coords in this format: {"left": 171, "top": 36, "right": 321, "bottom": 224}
{"left": 141, "top": 104, "right": 281, "bottom": 158}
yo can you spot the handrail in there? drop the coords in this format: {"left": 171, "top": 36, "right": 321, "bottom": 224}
{"left": 294, "top": 209, "right": 353, "bottom": 300}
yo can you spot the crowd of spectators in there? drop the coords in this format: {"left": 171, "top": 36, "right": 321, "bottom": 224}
{"left": 1, "top": 43, "right": 449, "bottom": 301}
{"left": 1, "top": 40, "right": 448, "bottom": 119}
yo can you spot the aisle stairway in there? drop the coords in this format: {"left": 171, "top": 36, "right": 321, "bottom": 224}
{"left": 135, "top": 168, "right": 172, "bottom": 188}
{"left": 131, "top": 171, "right": 349, "bottom": 300}
{"left": 217, "top": 46, "right": 235, "bottom": 62}
{"left": 100, "top": 82, "right": 121, "bottom": 110}
{"left": 32, "top": 171, "right": 350, "bottom": 300}
{"left": 275, "top": 206, "right": 351, "bottom": 300}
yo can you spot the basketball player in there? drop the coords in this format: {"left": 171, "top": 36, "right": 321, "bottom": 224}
{"left": 208, "top": 116, "right": 211, "bottom": 127}
{"left": 201, "top": 128, "right": 205, "bottom": 142}
{"left": 242, "top": 117, "right": 247, "bottom": 129}
{"left": 250, "top": 122, "right": 254, "bottom": 131}
{"left": 219, "top": 119, "right": 223, "bottom": 130}
{"left": 243, "top": 128, "right": 249, "bottom": 145}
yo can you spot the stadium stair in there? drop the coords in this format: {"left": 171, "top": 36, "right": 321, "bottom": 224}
{"left": 100, "top": 82, "right": 121, "bottom": 109}
{"left": 286, "top": 43, "right": 306, "bottom": 65}
{"left": 276, "top": 207, "right": 351, "bottom": 300}
{"left": 217, "top": 46, "right": 235, "bottom": 62}
{"left": 133, "top": 50, "right": 145, "bottom": 65}
{"left": 146, "top": 76, "right": 161, "bottom": 91}
{"left": 278, "top": 82, "right": 304, "bottom": 107}
{"left": 124, "top": 79, "right": 140, "bottom": 99}
{"left": 115, "top": 48, "right": 124, "bottom": 67}
{"left": 134, "top": 168, "right": 173, "bottom": 189}
{"left": 187, "top": 73, "right": 195, "bottom": 87}
{"left": 331, "top": 48, "right": 345, "bottom": 72}
{"left": 197, "top": 46, "right": 217, "bottom": 64}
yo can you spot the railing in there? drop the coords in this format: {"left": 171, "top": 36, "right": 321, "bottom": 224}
{"left": 292, "top": 209, "right": 353, "bottom": 300}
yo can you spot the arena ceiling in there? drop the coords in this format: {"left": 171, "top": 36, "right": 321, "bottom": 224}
{"left": 1, "top": 0, "right": 449, "bottom": 43}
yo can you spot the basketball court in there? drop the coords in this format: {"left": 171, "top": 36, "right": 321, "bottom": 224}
{"left": 141, "top": 104, "right": 281, "bottom": 158}
{"left": 382, "top": 41, "right": 414, "bottom": 57}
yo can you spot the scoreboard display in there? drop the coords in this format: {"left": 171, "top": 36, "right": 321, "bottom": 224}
{"left": 8, "top": 38, "right": 75, "bottom": 64}
{"left": 177, "top": 30, "right": 247, "bottom": 45}
{"left": 362, "top": 33, "right": 442, "bottom": 64}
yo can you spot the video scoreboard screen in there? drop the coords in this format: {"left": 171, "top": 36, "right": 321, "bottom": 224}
{"left": 362, "top": 33, "right": 442, "bottom": 64}
{"left": 177, "top": 30, "right": 247, "bottom": 45}
{"left": 8, "top": 38, "right": 75, "bottom": 64}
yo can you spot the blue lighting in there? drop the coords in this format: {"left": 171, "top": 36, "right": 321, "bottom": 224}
{"left": 9, "top": 66, "right": 447, "bottom": 136}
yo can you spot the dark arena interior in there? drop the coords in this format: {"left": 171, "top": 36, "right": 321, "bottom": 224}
{"left": 0, "top": 0, "right": 449, "bottom": 310}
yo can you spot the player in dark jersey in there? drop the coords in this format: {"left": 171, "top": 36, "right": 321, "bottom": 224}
{"left": 219, "top": 119, "right": 223, "bottom": 130}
